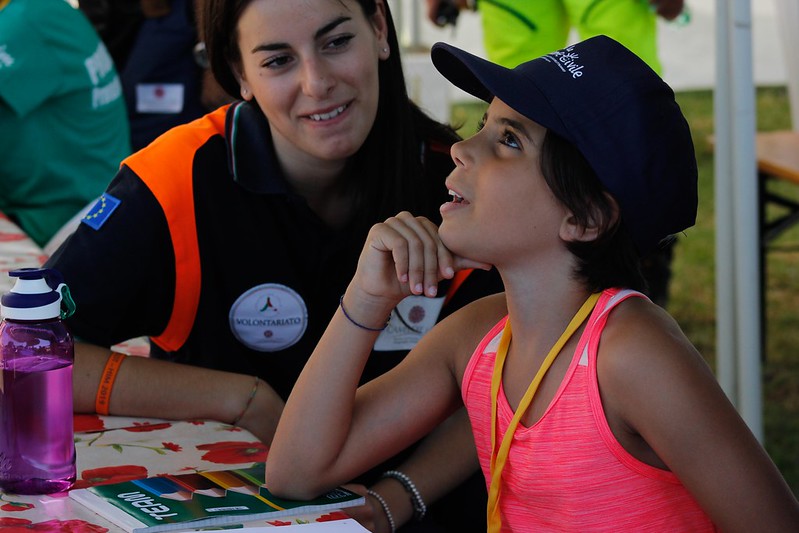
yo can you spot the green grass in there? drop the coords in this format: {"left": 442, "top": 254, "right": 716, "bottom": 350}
{"left": 452, "top": 86, "right": 799, "bottom": 495}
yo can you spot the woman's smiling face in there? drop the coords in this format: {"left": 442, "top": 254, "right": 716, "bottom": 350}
{"left": 235, "top": 0, "right": 389, "bottom": 166}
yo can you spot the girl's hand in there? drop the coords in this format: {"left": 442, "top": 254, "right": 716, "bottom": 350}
{"left": 350, "top": 212, "right": 490, "bottom": 306}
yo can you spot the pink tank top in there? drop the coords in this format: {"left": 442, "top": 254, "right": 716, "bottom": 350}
{"left": 462, "top": 288, "right": 718, "bottom": 531}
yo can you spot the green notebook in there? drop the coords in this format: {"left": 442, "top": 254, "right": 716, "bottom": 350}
{"left": 68, "top": 463, "right": 364, "bottom": 532}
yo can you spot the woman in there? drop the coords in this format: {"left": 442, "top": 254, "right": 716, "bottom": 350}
{"left": 47, "top": 0, "right": 502, "bottom": 530}
{"left": 267, "top": 36, "right": 799, "bottom": 531}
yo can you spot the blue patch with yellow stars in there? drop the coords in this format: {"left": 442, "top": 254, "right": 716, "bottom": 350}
{"left": 82, "top": 194, "right": 121, "bottom": 230}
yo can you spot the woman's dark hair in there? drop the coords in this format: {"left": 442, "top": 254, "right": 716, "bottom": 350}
{"left": 201, "top": 0, "right": 459, "bottom": 229}
{"left": 539, "top": 129, "right": 647, "bottom": 294}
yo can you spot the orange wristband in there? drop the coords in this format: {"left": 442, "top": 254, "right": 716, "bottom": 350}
{"left": 95, "top": 352, "right": 126, "bottom": 415}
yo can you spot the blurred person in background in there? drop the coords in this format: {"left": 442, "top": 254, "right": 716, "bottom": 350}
{"left": 0, "top": 0, "right": 130, "bottom": 249}
{"left": 79, "top": 0, "right": 232, "bottom": 151}
{"left": 425, "top": 0, "right": 684, "bottom": 72}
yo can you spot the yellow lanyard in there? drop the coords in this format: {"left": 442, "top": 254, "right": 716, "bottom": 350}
{"left": 487, "top": 293, "right": 600, "bottom": 533}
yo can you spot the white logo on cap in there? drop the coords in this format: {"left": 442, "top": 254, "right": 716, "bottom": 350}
{"left": 545, "top": 46, "right": 585, "bottom": 79}
{"left": 229, "top": 283, "right": 308, "bottom": 352}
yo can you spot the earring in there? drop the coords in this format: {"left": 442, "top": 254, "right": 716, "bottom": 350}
{"left": 383, "top": 48, "right": 388, "bottom": 53}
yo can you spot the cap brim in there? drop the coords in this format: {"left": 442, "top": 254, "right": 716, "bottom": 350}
{"left": 431, "top": 43, "right": 498, "bottom": 104}
{"left": 431, "top": 43, "right": 568, "bottom": 141}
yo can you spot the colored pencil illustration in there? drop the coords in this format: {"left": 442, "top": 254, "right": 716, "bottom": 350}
{"left": 164, "top": 472, "right": 226, "bottom": 497}
{"left": 200, "top": 470, "right": 284, "bottom": 510}
{"left": 231, "top": 468, "right": 267, "bottom": 492}
{"left": 131, "top": 476, "right": 192, "bottom": 501}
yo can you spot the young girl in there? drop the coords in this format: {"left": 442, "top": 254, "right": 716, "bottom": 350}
{"left": 267, "top": 36, "right": 799, "bottom": 531}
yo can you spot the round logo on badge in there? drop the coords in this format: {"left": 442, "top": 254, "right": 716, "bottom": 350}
{"left": 229, "top": 283, "right": 308, "bottom": 352}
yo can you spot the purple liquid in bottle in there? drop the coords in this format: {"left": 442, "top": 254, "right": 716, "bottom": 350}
{"left": 0, "top": 321, "right": 76, "bottom": 494}
{"left": 0, "top": 357, "right": 75, "bottom": 493}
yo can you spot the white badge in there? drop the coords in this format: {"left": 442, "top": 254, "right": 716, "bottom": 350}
{"left": 373, "top": 295, "right": 445, "bottom": 352}
{"left": 135, "top": 83, "right": 184, "bottom": 113}
{"left": 229, "top": 284, "right": 308, "bottom": 352}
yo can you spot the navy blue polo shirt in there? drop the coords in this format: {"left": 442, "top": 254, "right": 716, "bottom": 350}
{"left": 47, "top": 101, "right": 504, "bottom": 400}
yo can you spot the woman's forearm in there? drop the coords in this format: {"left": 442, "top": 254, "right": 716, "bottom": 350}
{"left": 72, "top": 342, "right": 284, "bottom": 444}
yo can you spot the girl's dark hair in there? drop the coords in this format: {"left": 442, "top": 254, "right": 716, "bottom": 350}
{"left": 539, "top": 129, "right": 647, "bottom": 294}
{"left": 201, "top": 0, "right": 459, "bottom": 228}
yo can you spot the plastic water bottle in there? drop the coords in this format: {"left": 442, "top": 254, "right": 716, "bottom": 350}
{"left": 0, "top": 268, "right": 77, "bottom": 494}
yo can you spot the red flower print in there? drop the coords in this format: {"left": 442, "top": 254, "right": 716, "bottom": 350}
{"left": 0, "top": 517, "right": 31, "bottom": 529}
{"left": 162, "top": 442, "right": 182, "bottom": 452}
{"left": 0, "top": 234, "right": 26, "bottom": 242}
{"left": 0, "top": 519, "right": 109, "bottom": 532}
{"left": 317, "top": 511, "right": 350, "bottom": 522}
{"left": 196, "top": 441, "right": 268, "bottom": 464}
{"left": 190, "top": 420, "right": 205, "bottom": 426}
{"left": 0, "top": 502, "right": 34, "bottom": 512}
{"left": 73, "top": 414, "right": 105, "bottom": 433}
{"left": 71, "top": 465, "right": 148, "bottom": 489}
{"left": 124, "top": 422, "right": 172, "bottom": 432}
{"left": 266, "top": 520, "right": 293, "bottom": 526}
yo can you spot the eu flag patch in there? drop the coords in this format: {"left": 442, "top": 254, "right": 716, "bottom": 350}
{"left": 82, "top": 193, "right": 121, "bottom": 230}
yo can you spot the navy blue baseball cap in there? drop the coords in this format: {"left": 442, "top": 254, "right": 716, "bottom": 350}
{"left": 431, "top": 35, "right": 698, "bottom": 254}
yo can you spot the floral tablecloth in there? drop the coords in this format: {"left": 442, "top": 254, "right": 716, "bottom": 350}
{"left": 0, "top": 415, "right": 356, "bottom": 531}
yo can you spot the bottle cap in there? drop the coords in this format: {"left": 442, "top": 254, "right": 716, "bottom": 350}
{"left": 1, "top": 268, "right": 76, "bottom": 321}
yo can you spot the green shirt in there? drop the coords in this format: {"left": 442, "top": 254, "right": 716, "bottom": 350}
{"left": 0, "top": 0, "right": 130, "bottom": 247}
{"left": 480, "top": 0, "right": 660, "bottom": 73}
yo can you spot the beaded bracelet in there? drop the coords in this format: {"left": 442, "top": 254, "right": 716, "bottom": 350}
{"left": 382, "top": 470, "right": 427, "bottom": 522}
{"left": 231, "top": 376, "right": 260, "bottom": 426}
{"left": 367, "top": 489, "right": 396, "bottom": 533}
{"left": 95, "top": 352, "right": 127, "bottom": 415}
{"left": 339, "top": 295, "right": 390, "bottom": 331}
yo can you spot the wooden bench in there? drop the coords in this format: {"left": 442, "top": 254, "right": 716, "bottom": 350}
{"left": 756, "top": 130, "right": 799, "bottom": 243}
{"left": 755, "top": 131, "right": 799, "bottom": 356}
{"left": 711, "top": 130, "right": 799, "bottom": 357}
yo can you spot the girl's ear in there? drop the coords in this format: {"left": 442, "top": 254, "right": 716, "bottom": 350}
{"left": 559, "top": 192, "right": 620, "bottom": 243}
